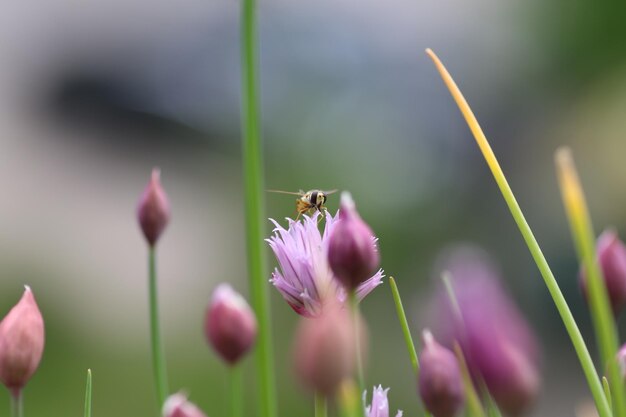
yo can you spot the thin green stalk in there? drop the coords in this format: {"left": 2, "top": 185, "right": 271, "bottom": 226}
{"left": 349, "top": 292, "right": 365, "bottom": 392}
{"left": 454, "top": 344, "right": 485, "bottom": 417}
{"left": 11, "top": 391, "right": 23, "bottom": 417}
{"left": 231, "top": 365, "right": 243, "bottom": 417}
{"left": 148, "top": 247, "right": 169, "bottom": 409}
{"left": 389, "top": 277, "right": 419, "bottom": 373}
{"left": 426, "top": 48, "right": 611, "bottom": 417}
{"left": 84, "top": 369, "right": 92, "bottom": 417}
{"left": 603, "top": 377, "right": 613, "bottom": 411}
{"left": 314, "top": 391, "right": 328, "bottom": 417}
{"left": 240, "top": 0, "right": 276, "bottom": 414}
{"left": 556, "top": 148, "right": 625, "bottom": 417}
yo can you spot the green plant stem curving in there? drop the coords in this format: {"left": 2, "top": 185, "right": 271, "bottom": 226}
{"left": 240, "top": 0, "right": 277, "bottom": 414}
{"left": 389, "top": 277, "right": 419, "bottom": 374}
{"left": 556, "top": 148, "right": 625, "bottom": 417}
{"left": 149, "top": 247, "right": 169, "bottom": 410}
{"left": 426, "top": 49, "right": 611, "bottom": 417}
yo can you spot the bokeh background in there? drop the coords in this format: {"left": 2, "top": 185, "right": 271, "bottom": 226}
{"left": 1, "top": 0, "right": 626, "bottom": 416}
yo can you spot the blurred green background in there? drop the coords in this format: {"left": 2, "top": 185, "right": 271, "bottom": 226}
{"left": 1, "top": 0, "right": 626, "bottom": 416}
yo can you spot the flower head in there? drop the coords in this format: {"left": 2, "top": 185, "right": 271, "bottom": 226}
{"left": 432, "top": 245, "right": 540, "bottom": 415}
{"left": 328, "top": 192, "right": 380, "bottom": 291}
{"left": 267, "top": 211, "right": 383, "bottom": 317}
{"left": 0, "top": 286, "right": 45, "bottom": 396}
{"left": 418, "top": 330, "right": 464, "bottom": 417}
{"left": 137, "top": 168, "right": 171, "bottom": 247}
{"left": 163, "top": 393, "right": 207, "bottom": 417}
{"left": 580, "top": 229, "right": 626, "bottom": 315}
{"left": 204, "top": 284, "right": 257, "bottom": 366}
{"left": 364, "top": 385, "right": 403, "bottom": 417}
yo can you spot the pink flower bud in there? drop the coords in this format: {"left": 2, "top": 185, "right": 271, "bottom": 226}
{"left": 163, "top": 393, "right": 208, "bottom": 417}
{"left": 205, "top": 284, "right": 257, "bottom": 366}
{"left": 327, "top": 192, "right": 380, "bottom": 291}
{"left": 580, "top": 229, "right": 626, "bottom": 315}
{"left": 137, "top": 168, "right": 171, "bottom": 247}
{"left": 0, "top": 286, "right": 45, "bottom": 396}
{"left": 618, "top": 343, "right": 626, "bottom": 378}
{"left": 418, "top": 330, "right": 464, "bottom": 417}
{"left": 293, "top": 305, "right": 365, "bottom": 396}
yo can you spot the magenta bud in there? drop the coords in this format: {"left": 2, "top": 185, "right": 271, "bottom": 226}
{"left": 205, "top": 284, "right": 257, "bottom": 366}
{"left": 327, "top": 192, "right": 380, "bottom": 291}
{"left": 163, "top": 393, "right": 208, "bottom": 417}
{"left": 293, "top": 305, "right": 364, "bottom": 396}
{"left": 418, "top": 330, "right": 464, "bottom": 417}
{"left": 0, "top": 286, "right": 45, "bottom": 396}
{"left": 137, "top": 168, "right": 171, "bottom": 247}
{"left": 580, "top": 229, "right": 626, "bottom": 315}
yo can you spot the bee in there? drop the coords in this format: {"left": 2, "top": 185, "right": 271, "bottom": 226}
{"left": 268, "top": 189, "right": 338, "bottom": 220}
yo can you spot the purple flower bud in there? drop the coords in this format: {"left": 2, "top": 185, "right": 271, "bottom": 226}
{"left": 205, "top": 284, "right": 257, "bottom": 366}
{"left": 431, "top": 246, "right": 541, "bottom": 416}
{"left": 579, "top": 229, "right": 626, "bottom": 315}
{"left": 137, "top": 168, "right": 171, "bottom": 247}
{"left": 0, "top": 286, "right": 45, "bottom": 396}
{"left": 293, "top": 304, "right": 365, "bottom": 396}
{"left": 327, "top": 192, "right": 380, "bottom": 291}
{"left": 418, "top": 330, "right": 464, "bottom": 417}
{"left": 163, "top": 393, "right": 208, "bottom": 417}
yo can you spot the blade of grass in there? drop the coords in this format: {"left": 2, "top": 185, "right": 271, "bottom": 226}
{"left": 240, "top": 0, "right": 277, "bottom": 414}
{"left": 603, "top": 376, "right": 613, "bottom": 411}
{"left": 556, "top": 148, "right": 625, "bottom": 417}
{"left": 84, "top": 369, "right": 92, "bottom": 417}
{"left": 454, "top": 344, "right": 485, "bottom": 417}
{"left": 389, "top": 277, "right": 419, "bottom": 373}
{"left": 425, "top": 48, "right": 611, "bottom": 417}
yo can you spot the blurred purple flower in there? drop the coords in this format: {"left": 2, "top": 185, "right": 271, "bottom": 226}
{"left": 618, "top": 342, "right": 626, "bottom": 378}
{"left": 579, "top": 229, "right": 626, "bottom": 315}
{"left": 163, "top": 393, "right": 207, "bottom": 417}
{"left": 431, "top": 246, "right": 541, "bottom": 416}
{"left": 364, "top": 385, "right": 403, "bottom": 417}
{"left": 267, "top": 211, "right": 383, "bottom": 317}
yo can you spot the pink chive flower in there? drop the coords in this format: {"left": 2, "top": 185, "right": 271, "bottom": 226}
{"left": 163, "top": 393, "right": 208, "bottom": 417}
{"left": 267, "top": 211, "right": 384, "bottom": 317}
{"left": 328, "top": 192, "right": 380, "bottom": 291}
{"left": 137, "top": 168, "right": 171, "bottom": 247}
{"left": 204, "top": 284, "right": 257, "bottom": 366}
{"left": 0, "top": 286, "right": 45, "bottom": 397}
{"left": 364, "top": 385, "right": 403, "bottom": 417}
{"left": 579, "top": 229, "right": 626, "bottom": 315}
{"left": 618, "top": 343, "right": 626, "bottom": 378}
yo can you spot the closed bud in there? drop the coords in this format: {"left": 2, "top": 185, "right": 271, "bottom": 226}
{"left": 205, "top": 284, "right": 257, "bottom": 365}
{"left": 0, "top": 286, "right": 45, "bottom": 396}
{"left": 328, "top": 192, "right": 380, "bottom": 291}
{"left": 293, "top": 305, "right": 365, "bottom": 396}
{"left": 580, "top": 229, "right": 626, "bottom": 315}
{"left": 163, "top": 393, "right": 208, "bottom": 417}
{"left": 137, "top": 168, "right": 171, "bottom": 247}
{"left": 418, "top": 330, "right": 464, "bottom": 417}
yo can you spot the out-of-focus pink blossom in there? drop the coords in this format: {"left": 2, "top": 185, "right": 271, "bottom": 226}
{"left": 431, "top": 246, "right": 541, "bottom": 416}
{"left": 580, "top": 229, "right": 626, "bottom": 315}
{"left": 163, "top": 393, "right": 207, "bottom": 417}
{"left": 0, "top": 286, "right": 45, "bottom": 396}
{"left": 137, "top": 168, "right": 171, "bottom": 246}
{"left": 364, "top": 385, "right": 402, "bottom": 417}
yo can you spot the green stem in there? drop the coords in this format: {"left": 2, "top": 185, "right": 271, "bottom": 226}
{"left": 240, "top": 0, "right": 276, "bottom": 414}
{"left": 11, "top": 390, "right": 23, "bottom": 417}
{"left": 314, "top": 391, "right": 328, "bottom": 417}
{"left": 349, "top": 293, "right": 365, "bottom": 392}
{"left": 231, "top": 365, "right": 243, "bottom": 417}
{"left": 84, "top": 369, "right": 92, "bottom": 417}
{"left": 389, "top": 277, "right": 419, "bottom": 373}
{"left": 603, "top": 376, "right": 613, "bottom": 412}
{"left": 149, "top": 247, "right": 169, "bottom": 409}
{"left": 556, "top": 148, "right": 625, "bottom": 417}
{"left": 426, "top": 49, "right": 611, "bottom": 417}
